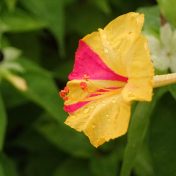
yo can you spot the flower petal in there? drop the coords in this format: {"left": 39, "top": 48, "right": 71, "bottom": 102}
{"left": 83, "top": 12, "right": 144, "bottom": 77}
{"left": 147, "top": 35, "right": 170, "bottom": 71}
{"left": 69, "top": 40, "right": 127, "bottom": 82}
{"left": 147, "top": 35, "right": 161, "bottom": 56}
{"left": 161, "top": 23, "right": 173, "bottom": 50}
{"left": 171, "top": 31, "right": 176, "bottom": 53}
{"left": 65, "top": 94, "right": 131, "bottom": 147}
{"left": 122, "top": 35, "right": 154, "bottom": 101}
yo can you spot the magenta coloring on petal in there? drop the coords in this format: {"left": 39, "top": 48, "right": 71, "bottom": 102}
{"left": 64, "top": 101, "right": 89, "bottom": 113}
{"left": 69, "top": 40, "right": 128, "bottom": 82}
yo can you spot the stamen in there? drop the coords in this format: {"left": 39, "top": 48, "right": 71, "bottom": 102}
{"left": 59, "top": 90, "right": 66, "bottom": 98}
{"left": 63, "top": 96, "right": 68, "bottom": 101}
{"left": 83, "top": 87, "right": 122, "bottom": 102}
{"left": 83, "top": 74, "right": 89, "bottom": 81}
{"left": 80, "top": 82, "right": 88, "bottom": 91}
{"left": 59, "top": 86, "right": 69, "bottom": 100}
{"left": 64, "top": 86, "right": 69, "bottom": 93}
{"left": 87, "top": 79, "right": 119, "bottom": 93}
{"left": 64, "top": 80, "right": 123, "bottom": 104}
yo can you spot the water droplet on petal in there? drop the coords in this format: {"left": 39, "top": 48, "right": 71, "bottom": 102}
{"left": 104, "top": 48, "right": 108, "bottom": 53}
{"left": 66, "top": 119, "right": 72, "bottom": 125}
{"left": 112, "top": 98, "right": 116, "bottom": 103}
{"left": 92, "top": 124, "right": 96, "bottom": 129}
{"left": 102, "top": 101, "right": 106, "bottom": 106}
{"left": 90, "top": 105, "right": 94, "bottom": 109}
{"left": 69, "top": 115, "right": 75, "bottom": 120}
{"left": 128, "top": 91, "right": 134, "bottom": 98}
{"left": 83, "top": 107, "right": 89, "bottom": 114}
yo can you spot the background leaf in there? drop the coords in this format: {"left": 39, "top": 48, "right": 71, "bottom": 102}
{"left": 149, "top": 92, "right": 176, "bottom": 176}
{"left": 90, "top": 148, "right": 123, "bottom": 176}
{"left": 138, "top": 6, "right": 160, "bottom": 35}
{"left": 90, "top": 0, "right": 111, "bottom": 14}
{"left": 17, "top": 58, "right": 65, "bottom": 123}
{"left": 54, "top": 159, "right": 91, "bottom": 176}
{"left": 4, "top": 0, "right": 17, "bottom": 11}
{"left": 20, "top": 0, "right": 65, "bottom": 54}
{"left": 157, "top": 0, "right": 176, "bottom": 27}
{"left": 0, "top": 9, "right": 45, "bottom": 33}
{"left": 34, "top": 114, "right": 95, "bottom": 158}
{"left": 133, "top": 143, "right": 155, "bottom": 176}
{"left": 0, "top": 154, "right": 18, "bottom": 176}
{"left": 0, "top": 90, "right": 7, "bottom": 151}
{"left": 120, "top": 88, "right": 167, "bottom": 176}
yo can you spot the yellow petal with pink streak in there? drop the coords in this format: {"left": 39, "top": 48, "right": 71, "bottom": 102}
{"left": 65, "top": 93, "right": 130, "bottom": 147}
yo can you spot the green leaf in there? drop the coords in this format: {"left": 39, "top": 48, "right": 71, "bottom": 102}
{"left": 149, "top": 92, "right": 176, "bottom": 176}
{"left": 120, "top": 88, "right": 167, "bottom": 176}
{"left": 133, "top": 144, "right": 155, "bottom": 176}
{"left": 157, "top": 0, "right": 176, "bottom": 27}
{"left": 169, "top": 84, "right": 176, "bottom": 100}
{"left": 0, "top": 156, "right": 5, "bottom": 176}
{"left": 0, "top": 9, "right": 45, "bottom": 33}
{"left": 90, "top": 0, "right": 111, "bottom": 14}
{"left": 54, "top": 60, "right": 73, "bottom": 81}
{"left": 54, "top": 159, "right": 91, "bottom": 176}
{"left": 1, "top": 81, "right": 27, "bottom": 108}
{"left": 17, "top": 58, "right": 65, "bottom": 123}
{"left": 6, "top": 32, "right": 41, "bottom": 63}
{"left": 110, "top": 0, "right": 151, "bottom": 15}
{"left": 0, "top": 154, "right": 18, "bottom": 176}
{"left": 0, "top": 90, "right": 7, "bottom": 151}
{"left": 90, "top": 148, "right": 123, "bottom": 176}
{"left": 138, "top": 6, "right": 160, "bottom": 35}
{"left": 20, "top": 0, "right": 65, "bottom": 54}
{"left": 34, "top": 114, "right": 95, "bottom": 158}
{"left": 66, "top": 4, "right": 108, "bottom": 35}
{"left": 14, "top": 127, "right": 59, "bottom": 153}
{"left": 4, "top": 0, "right": 17, "bottom": 11}
{"left": 24, "top": 152, "right": 61, "bottom": 176}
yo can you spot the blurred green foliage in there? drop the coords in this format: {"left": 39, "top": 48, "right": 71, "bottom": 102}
{"left": 0, "top": 0, "right": 176, "bottom": 176}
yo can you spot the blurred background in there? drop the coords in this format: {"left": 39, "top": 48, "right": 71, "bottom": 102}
{"left": 0, "top": 0, "right": 176, "bottom": 175}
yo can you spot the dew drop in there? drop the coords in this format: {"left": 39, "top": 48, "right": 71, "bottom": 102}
{"left": 105, "top": 114, "right": 109, "bottom": 117}
{"left": 83, "top": 107, "right": 89, "bottom": 114}
{"left": 92, "top": 124, "right": 96, "bottom": 129}
{"left": 90, "top": 105, "right": 94, "bottom": 109}
{"left": 112, "top": 99, "right": 116, "bottom": 103}
{"left": 66, "top": 120, "right": 71, "bottom": 125}
{"left": 70, "top": 115, "right": 76, "bottom": 119}
{"left": 102, "top": 101, "right": 106, "bottom": 106}
{"left": 104, "top": 48, "right": 108, "bottom": 53}
{"left": 128, "top": 91, "right": 134, "bottom": 98}
{"left": 105, "top": 114, "right": 111, "bottom": 122}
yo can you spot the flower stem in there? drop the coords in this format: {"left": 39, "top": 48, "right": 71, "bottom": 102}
{"left": 154, "top": 73, "right": 176, "bottom": 88}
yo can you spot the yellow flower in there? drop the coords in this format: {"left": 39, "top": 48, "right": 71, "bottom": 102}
{"left": 60, "top": 12, "right": 154, "bottom": 147}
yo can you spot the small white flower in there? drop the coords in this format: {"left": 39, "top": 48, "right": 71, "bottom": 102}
{"left": 1, "top": 47, "right": 24, "bottom": 72}
{"left": 0, "top": 47, "right": 27, "bottom": 91}
{"left": 147, "top": 23, "right": 176, "bottom": 73}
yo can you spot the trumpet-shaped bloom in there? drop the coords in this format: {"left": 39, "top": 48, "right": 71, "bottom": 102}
{"left": 60, "top": 12, "right": 154, "bottom": 147}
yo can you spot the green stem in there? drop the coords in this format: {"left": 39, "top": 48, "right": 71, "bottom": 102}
{"left": 154, "top": 73, "right": 176, "bottom": 88}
